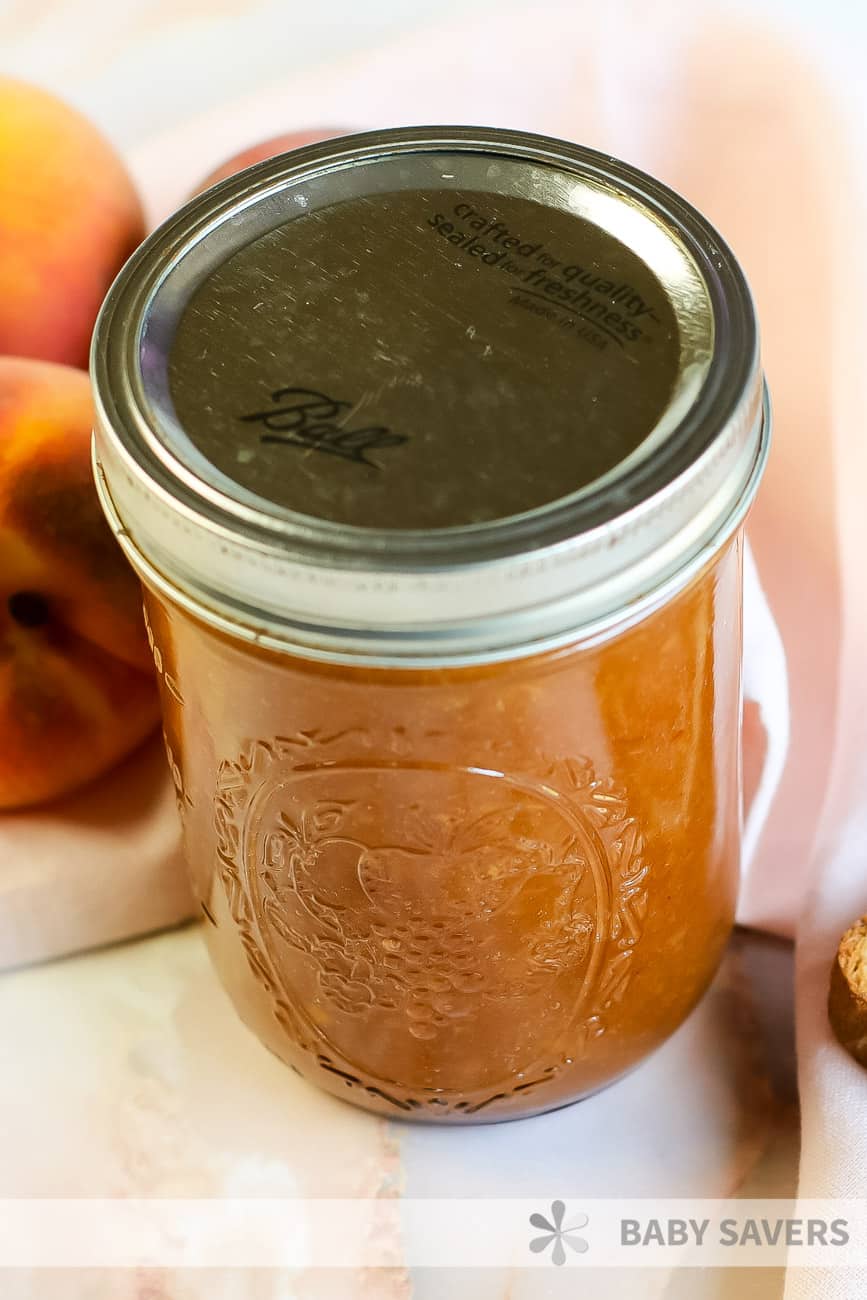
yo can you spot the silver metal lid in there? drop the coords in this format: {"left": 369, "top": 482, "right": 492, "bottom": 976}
{"left": 91, "top": 126, "right": 768, "bottom": 664}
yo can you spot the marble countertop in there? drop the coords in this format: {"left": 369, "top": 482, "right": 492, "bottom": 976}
{"left": 0, "top": 922, "right": 799, "bottom": 1298}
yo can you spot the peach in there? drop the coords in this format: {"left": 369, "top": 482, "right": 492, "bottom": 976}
{"left": 0, "top": 78, "right": 145, "bottom": 369}
{"left": 0, "top": 358, "right": 158, "bottom": 809}
{"left": 193, "top": 128, "right": 350, "bottom": 194}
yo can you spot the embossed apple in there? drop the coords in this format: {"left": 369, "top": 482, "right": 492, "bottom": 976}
{"left": 256, "top": 778, "right": 593, "bottom": 1045}
{"left": 0, "top": 358, "right": 158, "bottom": 808}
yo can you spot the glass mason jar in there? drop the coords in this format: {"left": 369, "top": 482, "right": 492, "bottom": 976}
{"left": 92, "top": 127, "right": 769, "bottom": 1122}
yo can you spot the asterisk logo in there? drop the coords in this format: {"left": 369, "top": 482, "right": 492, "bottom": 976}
{"left": 529, "top": 1201, "right": 589, "bottom": 1265}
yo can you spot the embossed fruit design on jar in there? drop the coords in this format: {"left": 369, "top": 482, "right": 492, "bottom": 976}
{"left": 92, "top": 128, "right": 768, "bottom": 1121}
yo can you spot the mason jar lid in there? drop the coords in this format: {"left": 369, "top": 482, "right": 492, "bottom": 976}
{"left": 91, "top": 126, "right": 768, "bottom": 665}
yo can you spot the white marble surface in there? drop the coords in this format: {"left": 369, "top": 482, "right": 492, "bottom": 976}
{"left": 0, "top": 922, "right": 798, "bottom": 1297}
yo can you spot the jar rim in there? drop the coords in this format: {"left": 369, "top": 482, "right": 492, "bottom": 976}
{"left": 91, "top": 125, "right": 767, "bottom": 662}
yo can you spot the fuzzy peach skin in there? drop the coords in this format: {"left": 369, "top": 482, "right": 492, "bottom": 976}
{"left": 0, "top": 78, "right": 145, "bottom": 369}
{"left": 0, "top": 358, "right": 158, "bottom": 809}
{"left": 193, "top": 128, "right": 350, "bottom": 194}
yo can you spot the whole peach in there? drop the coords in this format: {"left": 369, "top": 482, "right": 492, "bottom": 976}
{"left": 193, "top": 128, "right": 351, "bottom": 194}
{"left": 0, "top": 78, "right": 145, "bottom": 369}
{"left": 0, "top": 358, "right": 158, "bottom": 809}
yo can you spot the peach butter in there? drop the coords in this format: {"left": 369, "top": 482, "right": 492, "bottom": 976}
{"left": 143, "top": 539, "right": 741, "bottom": 1119}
